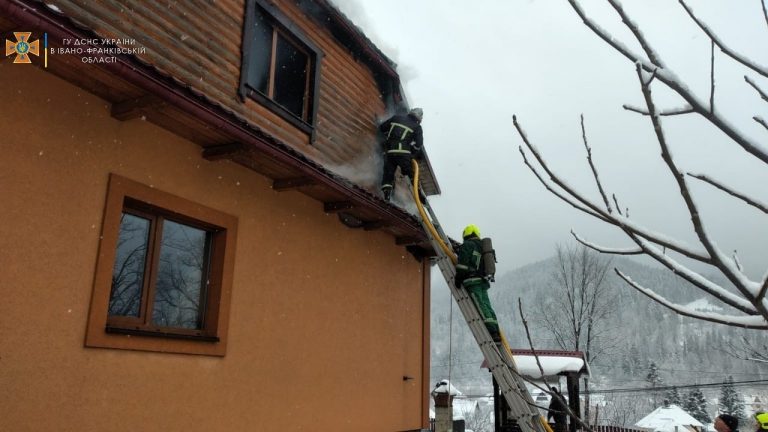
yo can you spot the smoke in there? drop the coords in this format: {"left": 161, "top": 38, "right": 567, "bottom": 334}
{"left": 325, "top": 151, "right": 419, "bottom": 216}
{"left": 327, "top": 0, "right": 419, "bottom": 85}
{"left": 324, "top": 150, "right": 382, "bottom": 192}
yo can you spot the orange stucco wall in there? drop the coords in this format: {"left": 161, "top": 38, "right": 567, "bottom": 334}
{"left": 0, "top": 61, "right": 429, "bottom": 431}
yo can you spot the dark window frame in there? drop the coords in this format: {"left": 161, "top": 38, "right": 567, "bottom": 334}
{"left": 239, "top": 0, "right": 323, "bottom": 139}
{"left": 86, "top": 174, "right": 238, "bottom": 356}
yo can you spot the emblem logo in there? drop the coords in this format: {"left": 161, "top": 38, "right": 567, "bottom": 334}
{"left": 5, "top": 32, "right": 40, "bottom": 64}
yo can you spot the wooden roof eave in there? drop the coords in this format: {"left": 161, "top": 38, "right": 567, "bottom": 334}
{"left": 2, "top": 0, "right": 435, "bottom": 253}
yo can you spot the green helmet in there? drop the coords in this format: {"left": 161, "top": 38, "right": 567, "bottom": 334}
{"left": 756, "top": 412, "right": 768, "bottom": 430}
{"left": 462, "top": 224, "right": 481, "bottom": 239}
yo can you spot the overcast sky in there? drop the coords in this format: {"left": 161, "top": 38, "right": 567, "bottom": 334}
{"left": 334, "top": 0, "right": 768, "bottom": 279}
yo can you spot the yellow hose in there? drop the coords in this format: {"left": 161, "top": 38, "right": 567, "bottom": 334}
{"left": 540, "top": 416, "right": 555, "bottom": 432}
{"left": 410, "top": 160, "right": 551, "bottom": 431}
{"left": 410, "top": 160, "right": 456, "bottom": 264}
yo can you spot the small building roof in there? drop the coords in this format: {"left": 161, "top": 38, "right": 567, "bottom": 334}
{"left": 483, "top": 350, "right": 590, "bottom": 379}
{"left": 635, "top": 404, "right": 704, "bottom": 432}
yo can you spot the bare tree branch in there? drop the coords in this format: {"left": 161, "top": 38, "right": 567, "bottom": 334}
{"left": 606, "top": 0, "right": 664, "bottom": 67}
{"left": 519, "top": 298, "right": 597, "bottom": 432}
{"left": 518, "top": 145, "right": 611, "bottom": 223}
{"left": 515, "top": 117, "right": 616, "bottom": 221}
{"left": 733, "top": 250, "right": 743, "bottom": 272}
{"left": 571, "top": 231, "right": 642, "bottom": 255}
{"left": 754, "top": 116, "right": 768, "bottom": 132}
{"left": 567, "top": 0, "right": 768, "bottom": 165}
{"left": 710, "top": 39, "right": 716, "bottom": 113}
{"left": 759, "top": 276, "right": 768, "bottom": 302}
{"left": 763, "top": 0, "right": 768, "bottom": 31}
{"left": 623, "top": 104, "right": 694, "bottom": 116}
{"left": 632, "top": 62, "right": 767, "bottom": 318}
{"left": 519, "top": 298, "right": 549, "bottom": 381}
{"left": 745, "top": 76, "right": 768, "bottom": 103}
{"left": 581, "top": 115, "right": 612, "bottom": 213}
{"left": 515, "top": 116, "right": 711, "bottom": 262}
{"left": 615, "top": 269, "right": 768, "bottom": 329}
{"left": 626, "top": 231, "right": 758, "bottom": 314}
{"left": 515, "top": 115, "right": 760, "bottom": 315}
{"left": 611, "top": 194, "right": 623, "bottom": 216}
{"left": 679, "top": 0, "right": 768, "bottom": 79}
{"left": 687, "top": 172, "right": 768, "bottom": 214}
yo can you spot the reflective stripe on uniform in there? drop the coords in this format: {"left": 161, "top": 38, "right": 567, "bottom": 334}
{"left": 463, "top": 277, "right": 483, "bottom": 284}
{"left": 386, "top": 149, "right": 412, "bottom": 154}
{"left": 472, "top": 250, "right": 482, "bottom": 269}
{"left": 455, "top": 264, "right": 469, "bottom": 270}
{"left": 388, "top": 122, "right": 413, "bottom": 140}
{"left": 381, "top": 184, "right": 393, "bottom": 190}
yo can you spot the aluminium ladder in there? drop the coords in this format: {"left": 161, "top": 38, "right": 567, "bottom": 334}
{"left": 410, "top": 162, "right": 550, "bottom": 432}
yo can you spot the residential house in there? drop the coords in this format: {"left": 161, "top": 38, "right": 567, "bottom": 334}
{"left": 0, "top": 0, "right": 440, "bottom": 430}
{"left": 636, "top": 404, "right": 705, "bottom": 432}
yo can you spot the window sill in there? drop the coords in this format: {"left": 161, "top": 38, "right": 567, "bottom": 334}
{"left": 105, "top": 326, "right": 220, "bottom": 343}
{"left": 245, "top": 86, "right": 314, "bottom": 137}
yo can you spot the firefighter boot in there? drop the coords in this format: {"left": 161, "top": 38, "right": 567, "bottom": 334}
{"left": 489, "top": 328, "right": 502, "bottom": 345}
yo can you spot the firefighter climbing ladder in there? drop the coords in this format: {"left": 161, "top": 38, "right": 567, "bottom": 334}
{"left": 410, "top": 161, "right": 552, "bottom": 432}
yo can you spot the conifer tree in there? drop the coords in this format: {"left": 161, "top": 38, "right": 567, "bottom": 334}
{"left": 719, "top": 376, "right": 746, "bottom": 421}
{"left": 683, "top": 387, "right": 711, "bottom": 424}
{"left": 646, "top": 361, "right": 664, "bottom": 406}
{"left": 645, "top": 361, "right": 663, "bottom": 387}
{"left": 665, "top": 386, "right": 682, "bottom": 406}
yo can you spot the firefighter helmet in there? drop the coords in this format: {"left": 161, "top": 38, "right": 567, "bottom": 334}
{"left": 756, "top": 412, "right": 768, "bottom": 430}
{"left": 462, "top": 224, "right": 481, "bottom": 239}
{"left": 409, "top": 107, "right": 423, "bottom": 121}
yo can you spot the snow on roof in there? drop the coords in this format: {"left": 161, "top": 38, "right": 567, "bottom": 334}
{"left": 635, "top": 405, "right": 704, "bottom": 432}
{"left": 513, "top": 355, "right": 588, "bottom": 379}
{"left": 432, "top": 379, "right": 463, "bottom": 396}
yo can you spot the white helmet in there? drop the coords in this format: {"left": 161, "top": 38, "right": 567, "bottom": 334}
{"left": 409, "top": 107, "right": 423, "bottom": 121}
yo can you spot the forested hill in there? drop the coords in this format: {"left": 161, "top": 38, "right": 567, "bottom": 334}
{"left": 430, "top": 255, "right": 768, "bottom": 395}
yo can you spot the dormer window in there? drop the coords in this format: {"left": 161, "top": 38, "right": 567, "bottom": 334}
{"left": 240, "top": 0, "right": 322, "bottom": 135}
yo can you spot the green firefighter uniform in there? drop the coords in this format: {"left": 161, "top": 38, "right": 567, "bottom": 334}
{"left": 455, "top": 236, "right": 499, "bottom": 336}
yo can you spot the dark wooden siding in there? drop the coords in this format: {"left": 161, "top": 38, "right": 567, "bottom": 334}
{"left": 50, "top": 0, "right": 386, "bottom": 170}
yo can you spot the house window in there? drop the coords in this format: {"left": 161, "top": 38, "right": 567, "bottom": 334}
{"left": 86, "top": 174, "right": 238, "bottom": 356}
{"left": 239, "top": 0, "right": 322, "bottom": 134}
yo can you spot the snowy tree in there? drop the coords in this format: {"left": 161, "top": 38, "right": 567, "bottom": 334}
{"left": 719, "top": 376, "right": 746, "bottom": 421}
{"left": 645, "top": 361, "right": 665, "bottom": 406}
{"left": 666, "top": 386, "right": 683, "bottom": 406}
{"left": 646, "top": 362, "right": 664, "bottom": 388}
{"left": 514, "top": 0, "right": 768, "bottom": 331}
{"left": 684, "top": 387, "right": 711, "bottom": 424}
{"left": 533, "top": 244, "right": 618, "bottom": 422}
{"left": 727, "top": 335, "right": 768, "bottom": 364}
{"left": 603, "top": 393, "right": 651, "bottom": 427}
{"left": 462, "top": 403, "right": 493, "bottom": 432}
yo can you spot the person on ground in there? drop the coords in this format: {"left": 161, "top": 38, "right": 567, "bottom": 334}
{"left": 715, "top": 414, "right": 740, "bottom": 432}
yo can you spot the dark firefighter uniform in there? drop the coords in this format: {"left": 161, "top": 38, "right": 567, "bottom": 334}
{"left": 379, "top": 109, "right": 423, "bottom": 201}
{"left": 455, "top": 229, "right": 500, "bottom": 341}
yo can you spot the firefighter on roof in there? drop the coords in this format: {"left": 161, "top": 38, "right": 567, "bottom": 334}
{"left": 379, "top": 107, "right": 424, "bottom": 202}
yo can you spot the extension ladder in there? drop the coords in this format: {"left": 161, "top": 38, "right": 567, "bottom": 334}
{"left": 411, "top": 161, "right": 551, "bottom": 432}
